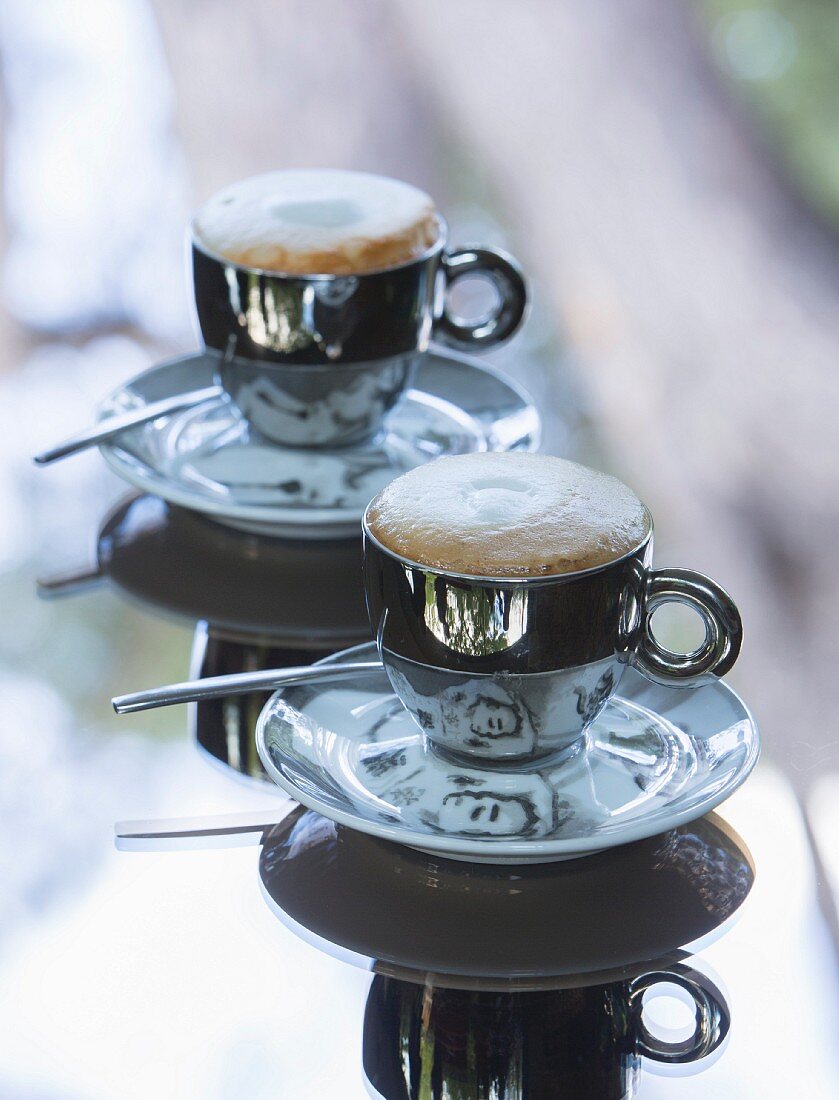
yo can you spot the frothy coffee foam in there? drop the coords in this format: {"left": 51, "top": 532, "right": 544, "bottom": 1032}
{"left": 366, "top": 453, "right": 650, "bottom": 576}
{"left": 193, "top": 170, "right": 440, "bottom": 275}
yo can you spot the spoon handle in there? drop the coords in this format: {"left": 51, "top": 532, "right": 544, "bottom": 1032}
{"left": 33, "top": 384, "right": 222, "bottom": 465}
{"left": 112, "top": 660, "right": 383, "bottom": 714}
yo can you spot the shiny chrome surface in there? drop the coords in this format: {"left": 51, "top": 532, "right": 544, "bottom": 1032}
{"left": 638, "top": 567, "right": 742, "bottom": 683}
{"left": 363, "top": 964, "right": 729, "bottom": 1100}
{"left": 436, "top": 246, "right": 528, "bottom": 348}
{"left": 363, "top": 521, "right": 743, "bottom": 761}
{"left": 363, "top": 529, "right": 655, "bottom": 674}
{"left": 191, "top": 229, "right": 527, "bottom": 446}
{"left": 628, "top": 964, "right": 729, "bottom": 1064}
{"left": 217, "top": 349, "right": 416, "bottom": 448}
{"left": 192, "top": 230, "right": 527, "bottom": 363}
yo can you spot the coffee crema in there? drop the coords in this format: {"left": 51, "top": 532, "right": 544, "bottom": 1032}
{"left": 365, "top": 453, "right": 650, "bottom": 577}
{"left": 192, "top": 170, "right": 440, "bottom": 275}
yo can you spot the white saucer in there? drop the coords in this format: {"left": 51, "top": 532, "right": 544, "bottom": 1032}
{"left": 98, "top": 347, "right": 540, "bottom": 539}
{"left": 256, "top": 643, "right": 760, "bottom": 864}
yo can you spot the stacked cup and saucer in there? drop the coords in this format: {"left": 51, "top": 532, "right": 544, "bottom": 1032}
{"left": 115, "top": 449, "right": 760, "bottom": 865}
{"left": 36, "top": 171, "right": 538, "bottom": 547}
{"left": 36, "top": 171, "right": 544, "bottom": 788}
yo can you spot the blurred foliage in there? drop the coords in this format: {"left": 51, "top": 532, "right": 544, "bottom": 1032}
{"left": 700, "top": 0, "right": 839, "bottom": 226}
{"left": 0, "top": 569, "right": 190, "bottom": 741}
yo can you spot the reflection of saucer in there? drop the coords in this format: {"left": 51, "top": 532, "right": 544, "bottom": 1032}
{"left": 256, "top": 643, "right": 760, "bottom": 864}
{"left": 98, "top": 347, "right": 540, "bottom": 539}
{"left": 257, "top": 804, "right": 753, "bottom": 988}
{"left": 95, "top": 495, "right": 370, "bottom": 643}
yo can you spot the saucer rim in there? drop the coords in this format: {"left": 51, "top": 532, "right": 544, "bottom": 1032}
{"left": 255, "top": 641, "right": 761, "bottom": 862}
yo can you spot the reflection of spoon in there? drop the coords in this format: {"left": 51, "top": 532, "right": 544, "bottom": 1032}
{"left": 33, "top": 385, "right": 222, "bottom": 465}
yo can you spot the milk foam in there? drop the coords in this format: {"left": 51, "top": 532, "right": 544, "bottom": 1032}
{"left": 193, "top": 170, "right": 440, "bottom": 275}
{"left": 366, "top": 453, "right": 650, "bottom": 576}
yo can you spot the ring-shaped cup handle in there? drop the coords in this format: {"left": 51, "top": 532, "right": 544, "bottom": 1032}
{"left": 628, "top": 964, "right": 730, "bottom": 1064}
{"left": 435, "top": 246, "right": 527, "bottom": 349}
{"left": 632, "top": 567, "right": 742, "bottom": 685}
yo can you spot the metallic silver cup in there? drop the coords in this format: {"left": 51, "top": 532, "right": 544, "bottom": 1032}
{"left": 191, "top": 221, "right": 527, "bottom": 448}
{"left": 363, "top": 965, "right": 729, "bottom": 1100}
{"left": 362, "top": 513, "right": 742, "bottom": 763}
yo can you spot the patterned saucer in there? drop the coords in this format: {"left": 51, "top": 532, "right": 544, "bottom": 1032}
{"left": 98, "top": 346, "right": 540, "bottom": 539}
{"left": 256, "top": 643, "right": 760, "bottom": 864}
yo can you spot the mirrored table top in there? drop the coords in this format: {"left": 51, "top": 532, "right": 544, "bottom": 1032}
{"left": 1, "top": 742, "right": 837, "bottom": 1100}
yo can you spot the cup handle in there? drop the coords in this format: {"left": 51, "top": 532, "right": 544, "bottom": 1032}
{"left": 436, "top": 246, "right": 527, "bottom": 349}
{"left": 628, "top": 964, "right": 730, "bottom": 1064}
{"left": 632, "top": 567, "right": 742, "bottom": 685}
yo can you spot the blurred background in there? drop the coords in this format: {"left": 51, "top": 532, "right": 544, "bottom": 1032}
{"left": 1, "top": 1, "right": 838, "bottom": 1096}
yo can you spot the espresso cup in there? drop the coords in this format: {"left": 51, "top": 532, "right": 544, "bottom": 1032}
{"left": 362, "top": 515, "right": 742, "bottom": 763}
{"left": 363, "top": 966, "right": 729, "bottom": 1100}
{"left": 190, "top": 223, "right": 527, "bottom": 448}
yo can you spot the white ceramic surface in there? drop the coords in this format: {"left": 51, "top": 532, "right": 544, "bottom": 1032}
{"left": 256, "top": 642, "right": 760, "bottom": 864}
{"left": 98, "top": 347, "right": 540, "bottom": 539}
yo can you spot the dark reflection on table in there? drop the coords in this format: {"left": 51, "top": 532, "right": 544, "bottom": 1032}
{"left": 116, "top": 797, "right": 754, "bottom": 1097}
{"left": 98, "top": 493, "right": 369, "bottom": 642}
{"left": 363, "top": 963, "right": 729, "bottom": 1100}
{"left": 44, "top": 492, "right": 374, "bottom": 783}
{"left": 188, "top": 625, "right": 335, "bottom": 783}
{"left": 252, "top": 807, "right": 751, "bottom": 1098}
{"left": 258, "top": 807, "right": 754, "bottom": 983}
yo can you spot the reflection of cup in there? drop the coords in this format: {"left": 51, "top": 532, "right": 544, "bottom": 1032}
{"left": 363, "top": 500, "right": 742, "bottom": 764}
{"left": 218, "top": 352, "right": 413, "bottom": 448}
{"left": 191, "top": 218, "right": 527, "bottom": 448}
{"left": 363, "top": 967, "right": 729, "bottom": 1100}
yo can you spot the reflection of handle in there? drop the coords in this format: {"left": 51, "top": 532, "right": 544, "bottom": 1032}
{"left": 633, "top": 568, "right": 742, "bottom": 685}
{"left": 436, "top": 246, "right": 527, "bottom": 349}
{"left": 629, "top": 963, "right": 730, "bottom": 1064}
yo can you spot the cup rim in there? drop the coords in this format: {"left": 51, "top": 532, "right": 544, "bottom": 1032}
{"left": 361, "top": 507, "right": 654, "bottom": 585}
{"left": 189, "top": 214, "right": 449, "bottom": 280}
